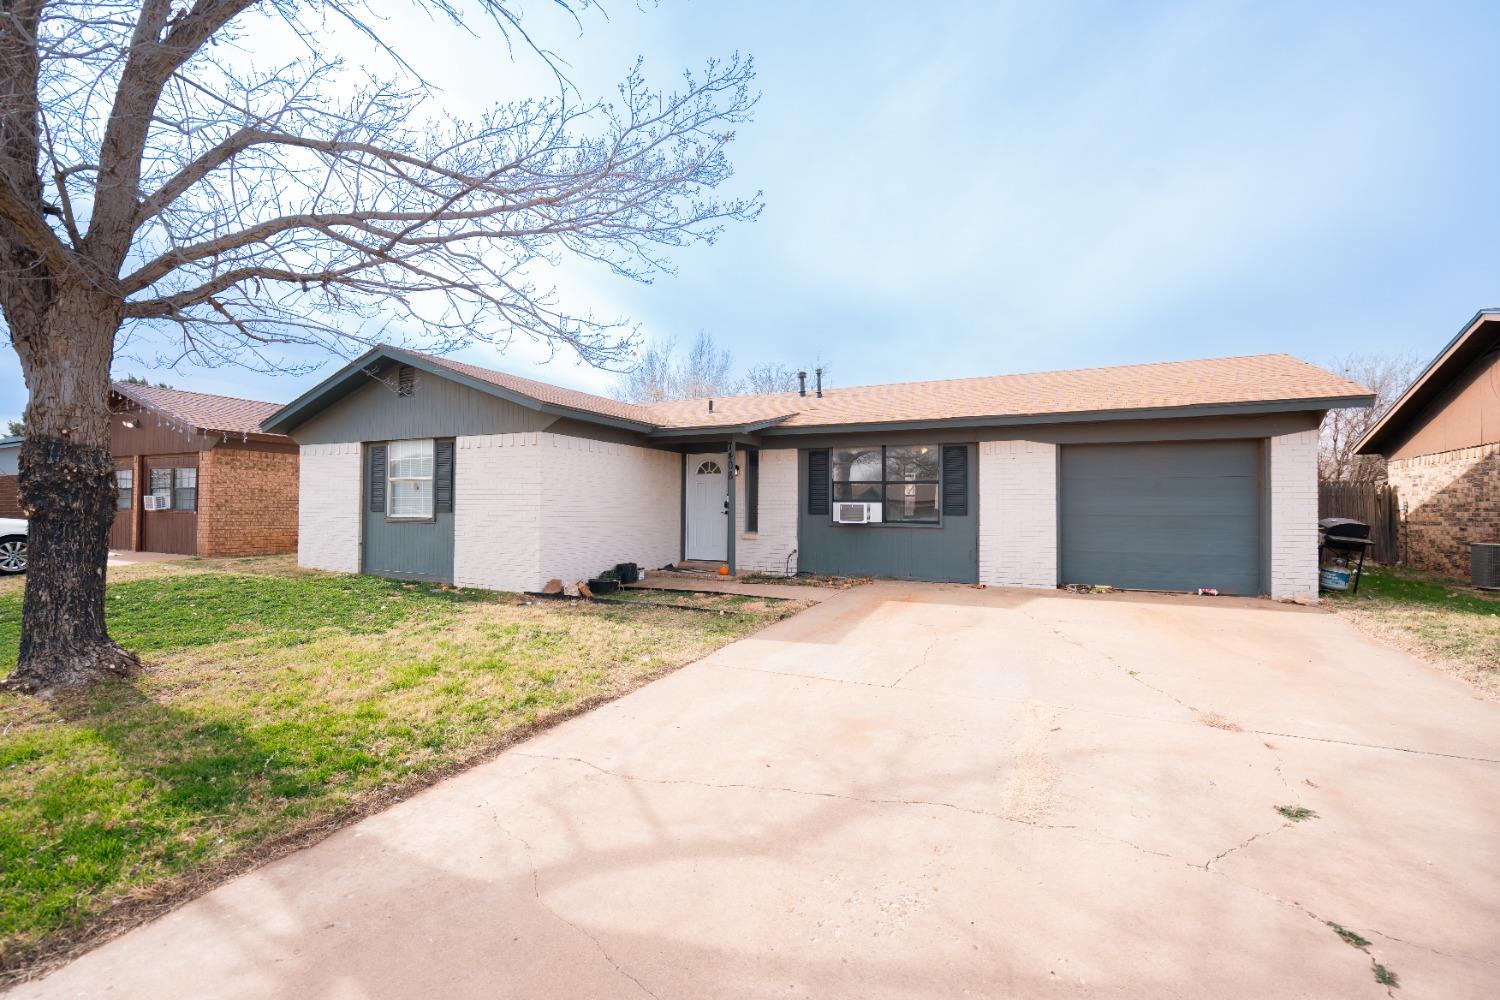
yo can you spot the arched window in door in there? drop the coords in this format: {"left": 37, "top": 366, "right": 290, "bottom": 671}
{"left": 696, "top": 461, "right": 723, "bottom": 475}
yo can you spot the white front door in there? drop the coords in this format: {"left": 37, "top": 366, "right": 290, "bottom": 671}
{"left": 685, "top": 453, "right": 728, "bottom": 561}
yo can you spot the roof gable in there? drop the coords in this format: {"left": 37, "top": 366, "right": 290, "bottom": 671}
{"left": 1355, "top": 309, "right": 1500, "bottom": 455}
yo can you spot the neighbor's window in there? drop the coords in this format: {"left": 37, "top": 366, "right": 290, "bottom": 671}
{"left": 114, "top": 469, "right": 133, "bottom": 511}
{"left": 831, "top": 444, "right": 941, "bottom": 523}
{"left": 173, "top": 467, "right": 197, "bottom": 511}
{"left": 387, "top": 438, "right": 435, "bottom": 519}
{"left": 149, "top": 467, "right": 172, "bottom": 507}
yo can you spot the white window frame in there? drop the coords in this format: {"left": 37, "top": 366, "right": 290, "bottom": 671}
{"left": 386, "top": 438, "right": 435, "bottom": 520}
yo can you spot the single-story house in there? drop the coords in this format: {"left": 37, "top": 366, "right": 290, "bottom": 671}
{"left": 103, "top": 383, "right": 299, "bottom": 557}
{"left": 1356, "top": 309, "right": 1500, "bottom": 576}
{"left": 0, "top": 436, "right": 20, "bottom": 518}
{"left": 264, "top": 346, "right": 1370, "bottom": 600}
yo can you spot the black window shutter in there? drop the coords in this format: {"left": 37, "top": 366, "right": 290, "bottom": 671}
{"left": 368, "top": 444, "right": 387, "bottom": 514}
{"left": 435, "top": 439, "right": 455, "bottom": 513}
{"left": 746, "top": 449, "right": 760, "bottom": 532}
{"left": 942, "top": 445, "right": 968, "bottom": 516}
{"left": 807, "top": 449, "right": 830, "bottom": 516}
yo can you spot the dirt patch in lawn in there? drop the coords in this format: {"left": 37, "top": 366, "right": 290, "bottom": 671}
{"left": 0, "top": 559, "right": 806, "bottom": 985}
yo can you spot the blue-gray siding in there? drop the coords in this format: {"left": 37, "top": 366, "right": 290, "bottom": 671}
{"left": 361, "top": 444, "right": 455, "bottom": 583}
{"left": 797, "top": 445, "right": 978, "bottom": 583}
{"left": 297, "top": 368, "right": 552, "bottom": 446}
{"left": 1059, "top": 440, "right": 1263, "bottom": 596}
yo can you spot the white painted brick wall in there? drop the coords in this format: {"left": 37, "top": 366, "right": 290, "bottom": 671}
{"left": 978, "top": 440, "right": 1058, "bottom": 588}
{"left": 297, "top": 443, "right": 362, "bottom": 573}
{"left": 540, "top": 434, "right": 680, "bottom": 590}
{"left": 1269, "top": 429, "right": 1320, "bottom": 602}
{"left": 735, "top": 448, "right": 799, "bottom": 575}
{"left": 453, "top": 433, "right": 544, "bottom": 592}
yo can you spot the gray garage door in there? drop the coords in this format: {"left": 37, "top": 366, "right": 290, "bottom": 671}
{"left": 1060, "top": 440, "right": 1263, "bottom": 596}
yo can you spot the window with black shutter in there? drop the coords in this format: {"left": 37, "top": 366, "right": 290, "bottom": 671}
{"left": 368, "top": 444, "right": 387, "bottom": 513}
{"left": 435, "top": 439, "right": 455, "bottom": 513}
{"left": 807, "top": 449, "right": 830, "bottom": 515}
{"left": 745, "top": 449, "right": 759, "bottom": 532}
{"left": 942, "top": 445, "right": 968, "bottom": 516}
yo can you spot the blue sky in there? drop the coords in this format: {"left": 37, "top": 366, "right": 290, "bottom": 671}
{"left": 4, "top": 0, "right": 1499, "bottom": 425}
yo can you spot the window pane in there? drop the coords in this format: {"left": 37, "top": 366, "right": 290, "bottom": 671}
{"left": 884, "top": 483, "right": 939, "bottom": 522}
{"left": 174, "top": 467, "right": 197, "bottom": 489}
{"left": 115, "top": 469, "right": 133, "bottom": 510}
{"left": 832, "top": 482, "right": 881, "bottom": 503}
{"left": 173, "top": 488, "right": 196, "bottom": 511}
{"left": 831, "top": 447, "right": 881, "bottom": 483}
{"left": 885, "top": 445, "right": 940, "bottom": 482}
{"left": 387, "top": 439, "right": 433, "bottom": 479}
{"left": 389, "top": 479, "right": 432, "bottom": 518}
{"left": 150, "top": 468, "right": 172, "bottom": 494}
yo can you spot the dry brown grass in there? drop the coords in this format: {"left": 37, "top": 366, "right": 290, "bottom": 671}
{"left": 1004, "top": 701, "right": 1060, "bottom": 823}
{"left": 1197, "top": 711, "right": 1242, "bottom": 731}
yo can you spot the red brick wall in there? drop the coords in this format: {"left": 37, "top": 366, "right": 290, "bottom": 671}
{"left": 0, "top": 475, "right": 20, "bottom": 518}
{"left": 196, "top": 445, "right": 299, "bottom": 557}
{"left": 1387, "top": 443, "right": 1500, "bottom": 577}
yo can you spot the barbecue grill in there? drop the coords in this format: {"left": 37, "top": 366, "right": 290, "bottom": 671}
{"left": 1319, "top": 517, "right": 1373, "bottom": 594}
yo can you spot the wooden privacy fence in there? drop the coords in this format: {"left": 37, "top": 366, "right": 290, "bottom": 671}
{"left": 1318, "top": 482, "right": 1400, "bottom": 564}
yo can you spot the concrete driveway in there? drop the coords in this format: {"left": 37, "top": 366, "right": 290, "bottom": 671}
{"left": 15, "top": 583, "right": 1500, "bottom": 999}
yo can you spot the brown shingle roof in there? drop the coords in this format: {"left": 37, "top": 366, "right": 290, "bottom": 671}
{"left": 113, "top": 383, "right": 290, "bottom": 439}
{"left": 632, "top": 353, "right": 1372, "bottom": 430}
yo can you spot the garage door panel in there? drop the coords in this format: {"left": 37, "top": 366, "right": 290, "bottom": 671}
{"left": 1061, "top": 441, "right": 1262, "bottom": 595}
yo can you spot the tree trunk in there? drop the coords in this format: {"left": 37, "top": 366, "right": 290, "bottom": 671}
{"left": 4, "top": 284, "right": 139, "bottom": 694}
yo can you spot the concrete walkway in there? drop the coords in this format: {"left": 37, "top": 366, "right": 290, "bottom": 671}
{"left": 627, "top": 571, "right": 849, "bottom": 602}
{"left": 14, "top": 583, "right": 1500, "bottom": 999}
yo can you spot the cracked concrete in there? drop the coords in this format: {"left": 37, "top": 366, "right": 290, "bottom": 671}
{"left": 12, "top": 581, "right": 1500, "bottom": 999}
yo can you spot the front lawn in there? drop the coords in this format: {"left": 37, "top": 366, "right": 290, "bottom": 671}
{"left": 1325, "top": 565, "right": 1500, "bottom": 696}
{"left": 0, "top": 558, "right": 802, "bottom": 981}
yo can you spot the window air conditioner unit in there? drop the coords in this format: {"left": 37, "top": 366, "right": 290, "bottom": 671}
{"left": 833, "top": 502, "right": 882, "bottom": 524}
{"left": 142, "top": 494, "right": 169, "bottom": 511}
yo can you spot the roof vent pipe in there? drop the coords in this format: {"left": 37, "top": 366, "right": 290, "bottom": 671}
{"left": 797, "top": 371, "right": 807, "bottom": 397}
{"left": 815, "top": 368, "right": 823, "bottom": 398}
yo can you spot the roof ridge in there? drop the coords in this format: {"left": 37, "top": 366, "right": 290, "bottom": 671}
{"left": 643, "top": 352, "right": 1316, "bottom": 405}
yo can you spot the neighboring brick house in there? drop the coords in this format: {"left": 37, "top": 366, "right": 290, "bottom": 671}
{"left": 1356, "top": 309, "right": 1500, "bottom": 577}
{"left": 0, "top": 437, "right": 20, "bottom": 518}
{"left": 100, "top": 383, "right": 299, "bottom": 557}
{"left": 264, "top": 345, "right": 1370, "bottom": 601}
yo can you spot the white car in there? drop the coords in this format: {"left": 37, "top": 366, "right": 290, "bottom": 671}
{"left": 0, "top": 517, "right": 26, "bottom": 575}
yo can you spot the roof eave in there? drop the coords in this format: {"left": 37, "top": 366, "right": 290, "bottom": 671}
{"left": 1354, "top": 308, "right": 1500, "bottom": 456}
{"left": 757, "top": 395, "right": 1372, "bottom": 438}
{"left": 261, "top": 346, "right": 657, "bottom": 435}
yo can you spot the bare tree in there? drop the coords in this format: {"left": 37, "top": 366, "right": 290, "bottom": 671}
{"left": 613, "top": 331, "right": 829, "bottom": 401}
{"left": 0, "top": 1, "right": 759, "bottom": 692}
{"left": 611, "top": 330, "right": 735, "bottom": 401}
{"left": 1318, "top": 351, "right": 1423, "bottom": 482}
{"left": 741, "top": 359, "right": 831, "bottom": 395}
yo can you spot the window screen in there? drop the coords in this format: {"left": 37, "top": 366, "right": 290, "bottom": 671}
{"left": 115, "top": 469, "right": 134, "bottom": 511}
{"left": 172, "top": 467, "right": 197, "bottom": 511}
{"left": 387, "top": 438, "right": 434, "bottom": 519}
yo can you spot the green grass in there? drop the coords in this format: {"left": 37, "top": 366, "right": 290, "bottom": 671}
{"left": 1373, "top": 963, "right": 1400, "bottom": 987}
{"left": 0, "top": 559, "right": 801, "bottom": 976}
{"left": 1275, "top": 805, "right": 1318, "bottom": 822}
{"left": 1327, "top": 922, "right": 1372, "bottom": 949}
{"left": 1326, "top": 565, "right": 1500, "bottom": 697}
